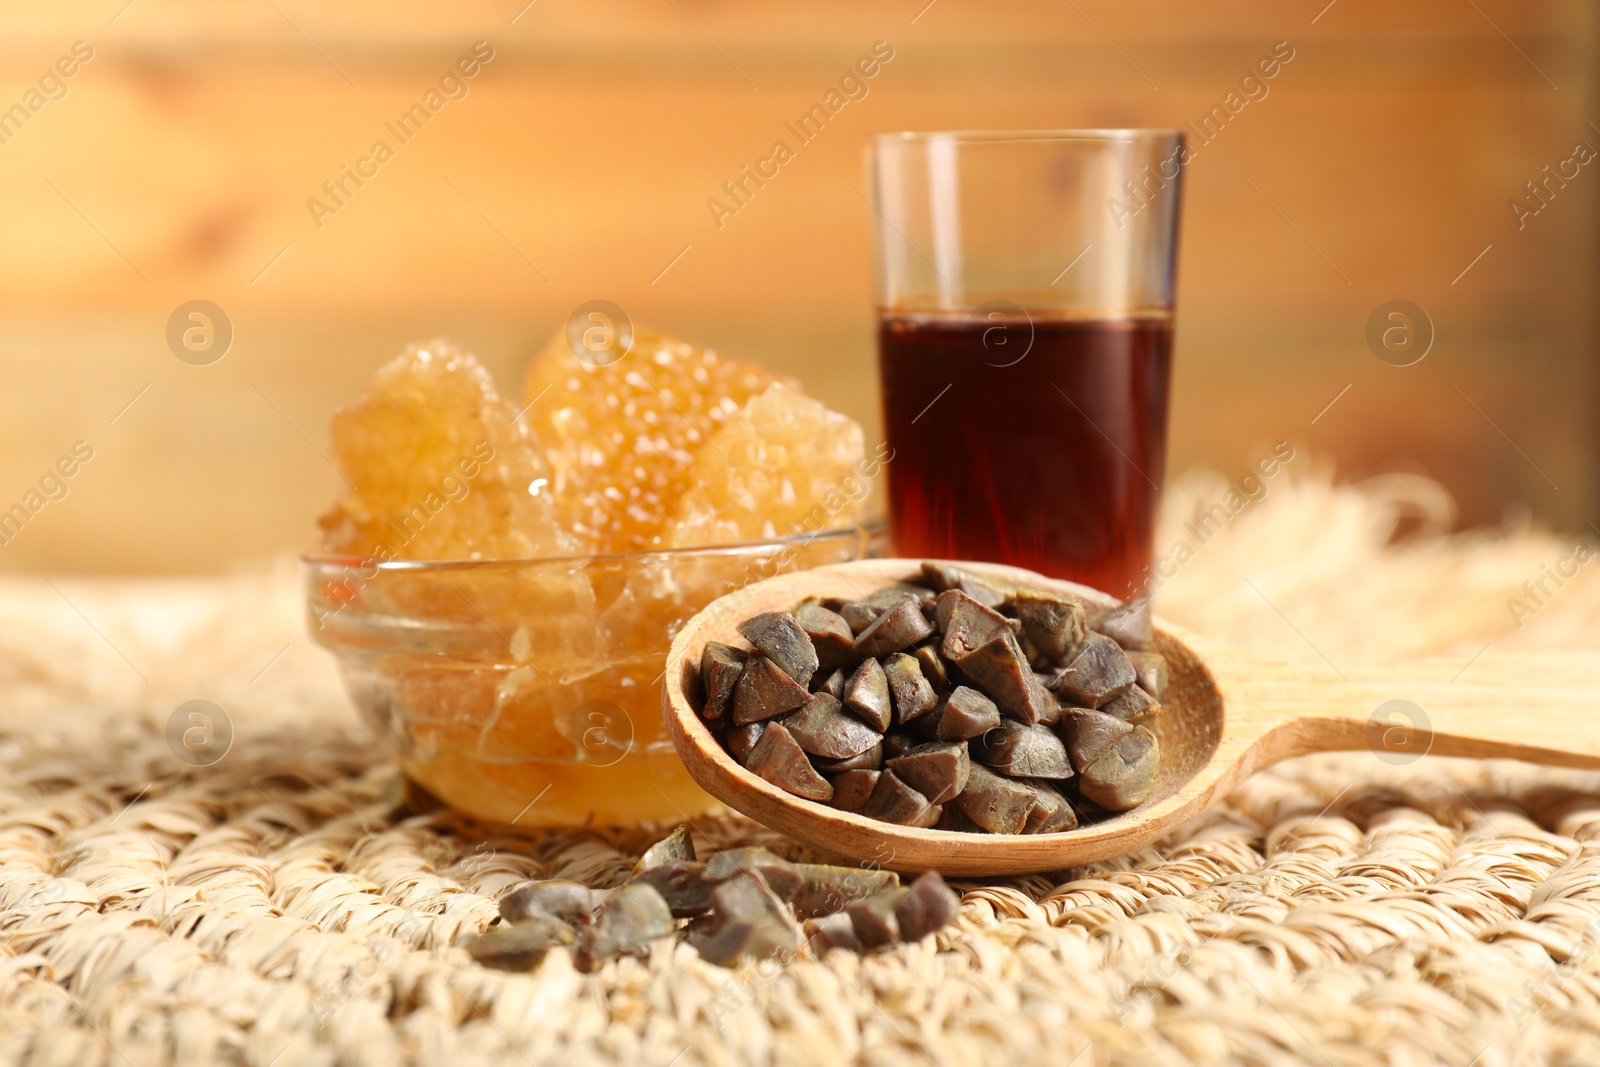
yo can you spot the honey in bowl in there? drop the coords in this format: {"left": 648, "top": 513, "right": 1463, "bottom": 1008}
{"left": 307, "top": 334, "right": 880, "bottom": 826}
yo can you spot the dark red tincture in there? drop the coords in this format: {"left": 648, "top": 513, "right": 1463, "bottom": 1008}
{"left": 877, "top": 313, "right": 1173, "bottom": 597}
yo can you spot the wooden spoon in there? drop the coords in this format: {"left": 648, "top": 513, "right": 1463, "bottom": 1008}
{"left": 662, "top": 558, "right": 1600, "bottom": 875}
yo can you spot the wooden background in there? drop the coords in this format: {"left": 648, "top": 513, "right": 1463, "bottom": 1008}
{"left": 0, "top": 0, "right": 1594, "bottom": 574}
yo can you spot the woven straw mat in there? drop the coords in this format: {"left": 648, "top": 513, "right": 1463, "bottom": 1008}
{"left": 3, "top": 468, "right": 1600, "bottom": 1067}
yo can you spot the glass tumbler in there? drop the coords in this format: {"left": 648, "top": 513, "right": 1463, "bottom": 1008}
{"left": 868, "top": 129, "right": 1184, "bottom": 596}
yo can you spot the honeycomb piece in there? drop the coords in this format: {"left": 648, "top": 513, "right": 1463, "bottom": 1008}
{"left": 320, "top": 339, "right": 573, "bottom": 561}
{"left": 665, "top": 384, "right": 867, "bottom": 548}
{"left": 522, "top": 327, "right": 798, "bottom": 554}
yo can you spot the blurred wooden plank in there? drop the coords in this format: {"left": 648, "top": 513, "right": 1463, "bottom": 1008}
{"left": 0, "top": 39, "right": 1587, "bottom": 310}
{"left": 0, "top": 0, "right": 1574, "bottom": 47}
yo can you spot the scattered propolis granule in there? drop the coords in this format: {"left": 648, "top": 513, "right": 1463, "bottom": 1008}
{"left": 666, "top": 384, "right": 867, "bottom": 548}
{"left": 320, "top": 339, "right": 573, "bottom": 561}
{"left": 522, "top": 328, "right": 798, "bottom": 555}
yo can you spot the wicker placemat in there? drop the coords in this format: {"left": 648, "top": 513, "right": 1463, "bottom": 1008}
{"left": 2, "top": 470, "right": 1598, "bottom": 1067}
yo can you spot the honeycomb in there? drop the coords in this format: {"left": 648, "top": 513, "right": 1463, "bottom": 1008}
{"left": 521, "top": 327, "right": 797, "bottom": 554}
{"left": 320, "top": 339, "right": 573, "bottom": 561}
{"left": 666, "top": 384, "right": 868, "bottom": 547}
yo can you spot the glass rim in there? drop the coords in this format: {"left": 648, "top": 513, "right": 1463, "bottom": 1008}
{"left": 300, "top": 518, "right": 887, "bottom": 575}
{"left": 869, "top": 128, "right": 1184, "bottom": 147}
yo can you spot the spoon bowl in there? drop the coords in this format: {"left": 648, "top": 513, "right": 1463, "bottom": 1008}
{"left": 662, "top": 559, "right": 1600, "bottom": 875}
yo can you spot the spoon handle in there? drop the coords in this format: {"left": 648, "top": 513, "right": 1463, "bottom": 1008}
{"left": 1213, "top": 649, "right": 1600, "bottom": 770}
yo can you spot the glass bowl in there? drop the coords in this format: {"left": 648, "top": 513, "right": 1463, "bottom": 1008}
{"left": 303, "top": 524, "right": 887, "bottom": 826}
